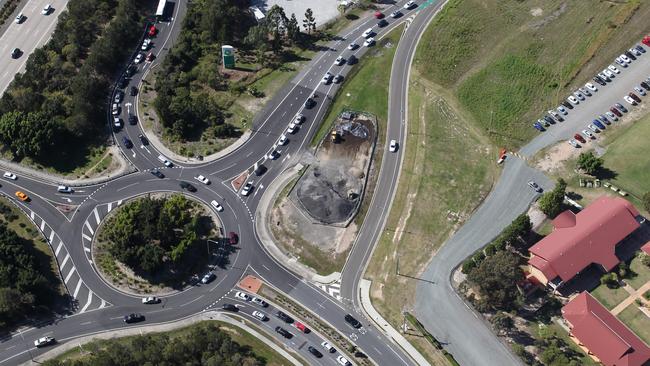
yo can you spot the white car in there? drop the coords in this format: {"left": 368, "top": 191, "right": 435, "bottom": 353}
{"left": 34, "top": 336, "right": 55, "bottom": 347}
{"left": 112, "top": 103, "right": 120, "bottom": 115}
{"left": 567, "top": 95, "right": 579, "bottom": 105}
{"left": 615, "top": 57, "right": 628, "bottom": 68}
{"left": 337, "top": 355, "right": 352, "bottom": 366}
{"left": 287, "top": 122, "right": 298, "bottom": 134}
{"left": 587, "top": 124, "right": 600, "bottom": 133}
{"left": 57, "top": 185, "right": 73, "bottom": 193}
{"left": 235, "top": 291, "right": 251, "bottom": 301}
{"left": 404, "top": 1, "right": 416, "bottom": 9}
{"left": 362, "top": 28, "right": 373, "bottom": 38}
{"left": 347, "top": 42, "right": 358, "bottom": 50}
{"left": 623, "top": 95, "right": 637, "bottom": 105}
{"left": 321, "top": 341, "right": 336, "bottom": 353}
{"left": 141, "top": 39, "right": 151, "bottom": 51}
{"left": 585, "top": 82, "right": 598, "bottom": 92}
{"left": 527, "top": 181, "right": 542, "bottom": 193}
{"left": 363, "top": 37, "right": 375, "bottom": 47}
{"left": 578, "top": 87, "right": 591, "bottom": 97}
{"left": 295, "top": 114, "right": 305, "bottom": 124}
{"left": 634, "top": 86, "right": 646, "bottom": 96}
{"left": 15, "top": 13, "right": 24, "bottom": 24}
{"left": 568, "top": 139, "right": 579, "bottom": 148}
{"left": 252, "top": 297, "right": 268, "bottom": 307}
{"left": 142, "top": 296, "right": 160, "bottom": 304}
{"left": 134, "top": 53, "right": 144, "bottom": 64}
{"left": 278, "top": 134, "right": 288, "bottom": 145}
{"left": 605, "top": 111, "right": 618, "bottom": 121}
{"left": 573, "top": 91, "right": 585, "bottom": 100}
{"left": 252, "top": 311, "right": 267, "bottom": 321}
{"left": 335, "top": 56, "right": 345, "bottom": 66}
{"left": 582, "top": 129, "right": 594, "bottom": 139}
{"left": 194, "top": 175, "right": 210, "bottom": 185}
{"left": 620, "top": 54, "right": 631, "bottom": 63}
{"left": 268, "top": 150, "right": 280, "bottom": 160}
{"left": 3, "top": 172, "right": 17, "bottom": 180}
{"left": 240, "top": 181, "right": 253, "bottom": 196}
{"left": 389, "top": 139, "right": 398, "bottom": 152}
{"left": 41, "top": 4, "right": 52, "bottom": 15}
{"left": 557, "top": 105, "right": 568, "bottom": 115}
{"left": 210, "top": 200, "right": 223, "bottom": 212}
{"left": 321, "top": 72, "right": 333, "bottom": 84}
{"left": 607, "top": 65, "right": 620, "bottom": 74}
{"left": 602, "top": 68, "right": 614, "bottom": 78}
{"left": 390, "top": 10, "right": 402, "bottom": 18}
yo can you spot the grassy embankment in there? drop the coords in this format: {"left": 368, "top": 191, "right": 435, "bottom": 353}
{"left": 365, "top": 0, "right": 650, "bottom": 364}
{"left": 50, "top": 321, "right": 294, "bottom": 366}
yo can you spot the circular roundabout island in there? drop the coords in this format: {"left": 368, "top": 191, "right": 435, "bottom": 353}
{"left": 92, "top": 193, "right": 228, "bottom": 296}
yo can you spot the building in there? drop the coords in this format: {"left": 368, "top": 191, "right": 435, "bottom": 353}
{"left": 562, "top": 292, "right": 650, "bottom": 366}
{"left": 528, "top": 196, "right": 641, "bottom": 289}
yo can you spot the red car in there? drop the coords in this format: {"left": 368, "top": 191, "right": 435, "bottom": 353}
{"left": 374, "top": 11, "right": 384, "bottom": 19}
{"left": 643, "top": 35, "right": 650, "bottom": 47}
{"left": 295, "top": 321, "right": 310, "bottom": 333}
{"left": 610, "top": 107, "right": 623, "bottom": 117}
{"left": 629, "top": 92, "right": 641, "bottom": 103}
{"left": 146, "top": 52, "right": 155, "bottom": 62}
{"left": 148, "top": 25, "right": 157, "bottom": 37}
{"left": 228, "top": 231, "right": 239, "bottom": 245}
{"left": 573, "top": 133, "right": 586, "bottom": 144}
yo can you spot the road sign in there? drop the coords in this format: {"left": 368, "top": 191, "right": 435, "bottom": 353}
{"left": 222, "top": 45, "right": 235, "bottom": 69}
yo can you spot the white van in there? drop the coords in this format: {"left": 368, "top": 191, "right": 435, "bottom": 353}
{"left": 362, "top": 28, "right": 373, "bottom": 38}
{"left": 157, "top": 155, "right": 173, "bottom": 167}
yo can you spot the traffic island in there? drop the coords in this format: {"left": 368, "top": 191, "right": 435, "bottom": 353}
{"left": 268, "top": 112, "right": 378, "bottom": 275}
{"left": 92, "top": 193, "right": 226, "bottom": 296}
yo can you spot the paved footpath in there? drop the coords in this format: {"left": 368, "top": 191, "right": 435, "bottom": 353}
{"left": 611, "top": 281, "right": 650, "bottom": 315}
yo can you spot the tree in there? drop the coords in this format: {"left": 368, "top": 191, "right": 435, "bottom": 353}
{"left": 467, "top": 251, "right": 524, "bottom": 310}
{"left": 642, "top": 192, "right": 650, "bottom": 212}
{"left": 490, "top": 311, "right": 514, "bottom": 334}
{"left": 302, "top": 8, "right": 316, "bottom": 34}
{"left": 286, "top": 13, "right": 301, "bottom": 44}
{"left": 576, "top": 152, "right": 603, "bottom": 175}
{"left": 600, "top": 272, "right": 619, "bottom": 288}
{"left": 538, "top": 178, "right": 567, "bottom": 218}
{"left": 265, "top": 5, "right": 288, "bottom": 51}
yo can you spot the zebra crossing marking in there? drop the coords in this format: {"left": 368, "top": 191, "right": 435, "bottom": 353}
{"left": 318, "top": 282, "right": 342, "bottom": 301}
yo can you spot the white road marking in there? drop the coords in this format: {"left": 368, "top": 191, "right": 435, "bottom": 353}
{"left": 30, "top": 211, "right": 34, "bottom": 220}
{"left": 73, "top": 279, "right": 83, "bottom": 298}
{"left": 64, "top": 266, "right": 75, "bottom": 284}
{"left": 84, "top": 220, "right": 94, "bottom": 235}
{"left": 40, "top": 220, "right": 45, "bottom": 231}
{"left": 60, "top": 253, "right": 71, "bottom": 269}
{"left": 93, "top": 207, "right": 100, "bottom": 224}
{"left": 99, "top": 299, "right": 107, "bottom": 309}
{"left": 48, "top": 230, "right": 54, "bottom": 243}
{"left": 80, "top": 291, "right": 94, "bottom": 313}
{"left": 55, "top": 241, "right": 63, "bottom": 256}
{"left": 84, "top": 247, "right": 90, "bottom": 253}
{"left": 180, "top": 294, "right": 204, "bottom": 307}
{"left": 82, "top": 233, "right": 92, "bottom": 242}
{"left": 108, "top": 202, "right": 113, "bottom": 212}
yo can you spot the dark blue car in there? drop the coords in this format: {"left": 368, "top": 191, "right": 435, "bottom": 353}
{"left": 592, "top": 119, "right": 606, "bottom": 130}
{"left": 533, "top": 121, "right": 545, "bottom": 132}
{"left": 598, "top": 115, "right": 611, "bottom": 125}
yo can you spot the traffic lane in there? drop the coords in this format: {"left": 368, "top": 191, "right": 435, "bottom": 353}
{"left": 0, "top": 172, "right": 96, "bottom": 207}
{"left": 221, "top": 295, "right": 334, "bottom": 366}
{"left": 520, "top": 44, "right": 650, "bottom": 157}
{"left": 415, "top": 158, "right": 548, "bottom": 366}
{"left": 0, "top": 0, "right": 69, "bottom": 95}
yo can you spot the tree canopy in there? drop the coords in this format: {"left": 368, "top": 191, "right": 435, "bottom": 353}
{"left": 42, "top": 324, "right": 266, "bottom": 366}
{"left": 467, "top": 251, "right": 524, "bottom": 311}
{"left": 576, "top": 152, "right": 603, "bottom": 175}
{"left": 0, "top": 0, "right": 147, "bottom": 169}
{"left": 102, "top": 195, "right": 210, "bottom": 275}
{"left": 538, "top": 178, "right": 567, "bottom": 218}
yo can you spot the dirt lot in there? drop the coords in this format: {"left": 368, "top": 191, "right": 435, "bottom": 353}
{"left": 270, "top": 114, "right": 377, "bottom": 274}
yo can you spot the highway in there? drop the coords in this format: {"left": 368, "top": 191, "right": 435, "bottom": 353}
{"left": 0, "top": 1, "right": 437, "bottom": 365}
{"left": 0, "top": 0, "right": 68, "bottom": 95}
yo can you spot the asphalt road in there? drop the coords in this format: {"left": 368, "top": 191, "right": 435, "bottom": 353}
{"left": 0, "top": 1, "right": 433, "bottom": 365}
{"left": 0, "top": 0, "right": 68, "bottom": 95}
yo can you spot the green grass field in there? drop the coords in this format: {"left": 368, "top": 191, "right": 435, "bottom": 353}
{"left": 626, "top": 254, "right": 650, "bottom": 290}
{"left": 618, "top": 304, "right": 650, "bottom": 345}
{"left": 591, "top": 283, "right": 630, "bottom": 310}
{"left": 602, "top": 116, "right": 650, "bottom": 199}
{"left": 414, "top": 0, "right": 650, "bottom": 148}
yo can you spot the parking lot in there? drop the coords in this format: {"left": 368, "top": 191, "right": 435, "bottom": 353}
{"left": 250, "top": 0, "right": 341, "bottom": 26}
{"left": 520, "top": 40, "right": 650, "bottom": 157}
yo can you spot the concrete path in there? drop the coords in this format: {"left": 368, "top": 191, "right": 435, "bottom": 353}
{"left": 611, "top": 281, "right": 650, "bottom": 315}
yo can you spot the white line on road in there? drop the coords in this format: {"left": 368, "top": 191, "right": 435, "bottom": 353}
{"left": 73, "top": 279, "right": 83, "bottom": 298}
{"left": 60, "top": 253, "right": 70, "bottom": 269}
{"left": 80, "top": 321, "right": 93, "bottom": 326}
{"left": 84, "top": 220, "right": 94, "bottom": 235}
{"left": 82, "top": 233, "right": 92, "bottom": 242}
{"left": 117, "top": 182, "right": 138, "bottom": 192}
{"left": 93, "top": 207, "right": 100, "bottom": 224}
{"left": 64, "top": 266, "right": 75, "bottom": 284}
{"left": 80, "top": 291, "right": 94, "bottom": 313}
{"left": 179, "top": 295, "right": 204, "bottom": 308}
{"left": 55, "top": 241, "right": 63, "bottom": 256}
{"left": 107, "top": 202, "right": 113, "bottom": 212}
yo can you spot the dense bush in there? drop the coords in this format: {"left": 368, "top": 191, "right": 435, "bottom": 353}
{"left": 467, "top": 251, "right": 524, "bottom": 311}
{"left": 103, "top": 195, "right": 208, "bottom": 274}
{"left": 0, "top": 0, "right": 148, "bottom": 168}
{"left": 0, "top": 222, "right": 57, "bottom": 328}
{"left": 42, "top": 324, "right": 265, "bottom": 366}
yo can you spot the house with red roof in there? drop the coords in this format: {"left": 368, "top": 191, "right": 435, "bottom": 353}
{"left": 528, "top": 196, "right": 641, "bottom": 289}
{"left": 562, "top": 292, "right": 650, "bottom": 366}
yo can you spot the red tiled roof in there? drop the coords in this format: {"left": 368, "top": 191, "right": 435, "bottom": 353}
{"left": 528, "top": 197, "right": 640, "bottom": 283}
{"left": 562, "top": 292, "right": 650, "bottom": 366}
